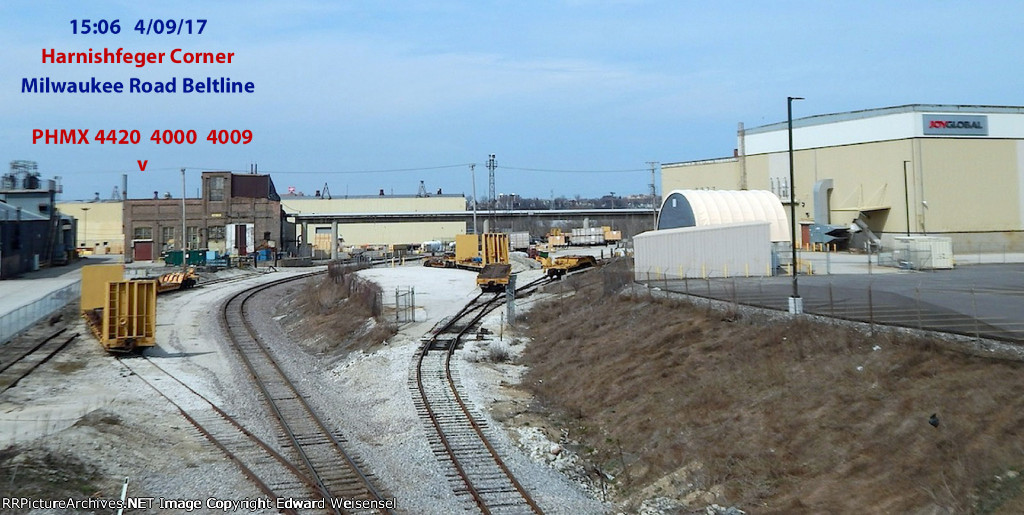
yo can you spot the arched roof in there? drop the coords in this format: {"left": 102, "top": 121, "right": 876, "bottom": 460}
{"left": 658, "top": 189, "right": 791, "bottom": 242}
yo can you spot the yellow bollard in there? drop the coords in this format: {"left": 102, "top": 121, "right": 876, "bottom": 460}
{"left": 701, "top": 263, "right": 707, "bottom": 279}
{"left": 723, "top": 263, "right": 729, "bottom": 278}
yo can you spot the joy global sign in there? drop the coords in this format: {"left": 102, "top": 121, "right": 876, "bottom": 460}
{"left": 922, "top": 114, "right": 988, "bottom": 136}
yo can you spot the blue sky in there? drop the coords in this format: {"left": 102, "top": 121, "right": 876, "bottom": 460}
{"left": 2, "top": 1, "right": 1021, "bottom": 201}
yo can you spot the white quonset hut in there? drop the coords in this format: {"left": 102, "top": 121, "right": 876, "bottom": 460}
{"left": 657, "top": 189, "right": 790, "bottom": 242}
{"left": 661, "top": 104, "right": 1024, "bottom": 252}
{"left": 634, "top": 222, "right": 773, "bottom": 281}
{"left": 634, "top": 190, "right": 786, "bottom": 281}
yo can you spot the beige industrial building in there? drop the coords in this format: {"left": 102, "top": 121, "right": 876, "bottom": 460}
{"left": 57, "top": 200, "right": 125, "bottom": 256}
{"left": 281, "top": 194, "right": 468, "bottom": 249}
{"left": 663, "top": 104, "right": 1024, "bottom": 251}
{"left": 56, "top": 189, "right": 468, "bottom": 262}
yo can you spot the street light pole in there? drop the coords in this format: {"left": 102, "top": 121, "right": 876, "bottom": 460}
{"left": 903, "top": 160, "right": 911, "bottom": 236}
{"left": 80, "top": 207, "right": 90, "bottom": 254}
{"left": 788, "top": 96, "right": 804, "bottom": 314}
{"left": 181, "top": 167, "right": 187, "bottom": 272}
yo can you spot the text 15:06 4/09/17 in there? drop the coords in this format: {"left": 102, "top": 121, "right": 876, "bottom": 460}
{"left": 70, "top": 19, "right": 207, "bottom": 35}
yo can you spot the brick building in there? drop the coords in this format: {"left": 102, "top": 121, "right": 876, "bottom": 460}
{"left": 123, "top": 171, "right": 283, "bottom": 262}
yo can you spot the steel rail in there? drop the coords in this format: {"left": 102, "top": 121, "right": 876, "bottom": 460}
{"left": 415, "top": 287, "right": 545, "bottom": 514}
{"left": 0, "top": 330, "right": 78, "bottom": 394}
{"left": 222, "top": 272, "right": 390, "bottom": 514}
{"left": 130, "top": 356, "right": 324, "bottom": 494}
{"left": 118, "top": 357, "right": 305, "bottom": 515}
{"left": 0, "top": 328, "right": 66, "bottom": 375}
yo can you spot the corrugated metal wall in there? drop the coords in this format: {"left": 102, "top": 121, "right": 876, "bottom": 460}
{"left": 633, "top": 222, "right": 772, "bottom": 280}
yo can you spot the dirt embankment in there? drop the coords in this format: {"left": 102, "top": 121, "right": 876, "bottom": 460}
{"left": 275, "top": 267, "right": 397, "bottom": 356}
{"left": 517, "top": 266, "right": 1024, "bottom": 513}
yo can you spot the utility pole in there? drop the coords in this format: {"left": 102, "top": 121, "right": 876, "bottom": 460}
{"left": 646, "top": 161, "right": 659, "bottom": 230}
{"left": 469, "top": 164, "right": 478, "bottom": 235}
{"left": 487, "top": 154, "right": 497, "bottom": 229}
{"left": 738, "top": 122, "right": 748, "bottom": 190}
{"left": 180, "top": 167, "right": 187, "bottom": 272}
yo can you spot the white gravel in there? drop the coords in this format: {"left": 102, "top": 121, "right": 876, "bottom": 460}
{"left": 2, "top": 263, "right": 610, "bottom": 514}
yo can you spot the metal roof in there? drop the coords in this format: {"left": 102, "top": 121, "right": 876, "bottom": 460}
{"left": 0, "top": 200, "right": 48, "bottom": 221}
{"left": 288, "top": 208, "right": 654, "bottom": 224}
{"left": 746, "top": 104, "right": 1024, "bottom": 135}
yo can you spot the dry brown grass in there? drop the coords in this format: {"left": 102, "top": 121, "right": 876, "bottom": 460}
{"left": 276, "top": 265, "right": 397, "bottom": 355}
{"left": 0, "top": 446, "right": 103, "bottom": 511}
{"left": 520, "top": 271, "right": 1024, "bottom": 513}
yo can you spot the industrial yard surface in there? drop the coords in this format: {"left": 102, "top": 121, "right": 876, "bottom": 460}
{"left": 1, "top": 257, "right": 1023, "bottom": 513}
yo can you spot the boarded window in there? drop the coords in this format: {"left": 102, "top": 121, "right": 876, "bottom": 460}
{"left": 208, "top": 225, "right": 226, "bottom": 240}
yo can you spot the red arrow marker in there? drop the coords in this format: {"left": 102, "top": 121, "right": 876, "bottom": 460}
{"left": 137, "top": 160, "right": 148, "bottom": 171}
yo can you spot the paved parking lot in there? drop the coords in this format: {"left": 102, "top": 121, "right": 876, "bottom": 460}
{"left": 639, "top": 258, "right": 1024, "bottom": 343}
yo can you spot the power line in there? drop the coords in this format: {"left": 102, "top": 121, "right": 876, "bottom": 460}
{"left": 38, "top": 162, "right": 652, "bottom": 176}
{"left": 498, "top": 165, "right": 649, "bottom": 173}
{"left": 253, "top": 163, "right": 475, "bottom": 175}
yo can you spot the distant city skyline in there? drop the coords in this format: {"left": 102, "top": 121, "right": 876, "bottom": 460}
{"left": 3, "top": 1, "right": 1021, "bottom": 201}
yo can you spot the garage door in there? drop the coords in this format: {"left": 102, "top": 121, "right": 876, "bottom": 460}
{"left": 133, "top": 240, "right": 154, "bottom": 261}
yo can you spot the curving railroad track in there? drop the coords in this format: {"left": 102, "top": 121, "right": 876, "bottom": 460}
{"left": 120, "top": 271, "right": 392, "bottom": 514}
{"left": 116, "top": 354, "right": 325, "bottom": 515}
{"left": 412, "top": 274, "right": 553, "bottom": 514}
{"left": 220, "top": 272, "right": 392, "bottom": 513}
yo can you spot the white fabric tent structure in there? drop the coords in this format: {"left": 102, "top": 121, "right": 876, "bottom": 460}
{"left": 657, "top": 189, "right": 791, "bottom": 242}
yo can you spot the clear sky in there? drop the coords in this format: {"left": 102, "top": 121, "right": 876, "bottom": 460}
{"left": 2, "top": 1, "right": 1020, "bottom": 201}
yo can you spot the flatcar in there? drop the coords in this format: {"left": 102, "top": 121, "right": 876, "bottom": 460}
{"left": 477, "top": 263, "right": 512, "bottom": 292}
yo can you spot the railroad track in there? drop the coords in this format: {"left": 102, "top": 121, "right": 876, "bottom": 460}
{"left": 0, "top": 328, "right": 78, "bottom": 394}
{"left": 116, "top": 355, "right": 323, "bottom": 515}
{"left": 221, "top": 272, "right": 391, "bottom": 513}
{"left": 412, "top": 274, "right": 556, "bottom": 514}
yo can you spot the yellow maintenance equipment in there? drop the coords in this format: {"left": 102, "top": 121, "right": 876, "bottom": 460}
{"left": 481, "top": 233, "right": 510, "bottom": 265}
{"left": 477, "top": 263, "right": 512, "bottom": 292}
{"left": 80, "top": 264, "right": 125, "bottom": 314}
{"left": 602, "top": 226, "right": 623, "bottom": 243}
{"left": 454, "top": 234, "right": 481, "bottom": 268}
{"left": 155, "top": 267, "right": 198, "bottom": 293}
{"left": 448, "top": 233, "right": 510, "bottom": 271}
{"left": 81, "top": 264, "right": 157, "bottom": 353}
{"left": 537, "top": 254, "right": 598, "bottom": 279}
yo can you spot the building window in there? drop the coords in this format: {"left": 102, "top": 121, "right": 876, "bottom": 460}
{"left": 161, "top": 226, "right": 176, "bottom": 245}
{"left": 133, "top": 226, "right": 152, "bottom": 240}
{"left": 208, "top": 225, "right": 226, "bottom": 240}
{"left": 187, "top": 226, "right": 200, "bottom": 249}
{"left": 209, "top": 176, "right": 225, "bottom": 201}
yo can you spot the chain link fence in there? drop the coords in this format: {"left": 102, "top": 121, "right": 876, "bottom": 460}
{"left": 633, "top": 265, "right": 1024, "bottom": 344}
{"left": 392, "top": 287, "right": 415, "bottom": 324}
{"left": 0, "top": 281, "right": 81, "bottom": 345}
